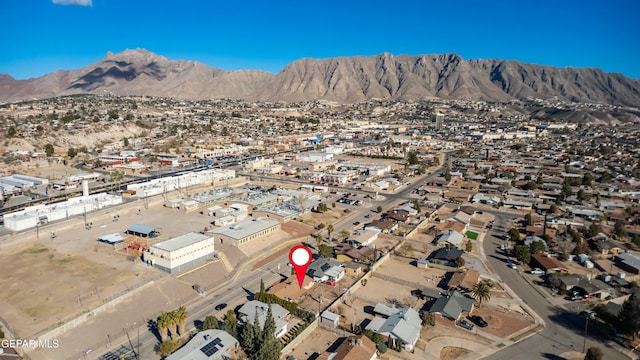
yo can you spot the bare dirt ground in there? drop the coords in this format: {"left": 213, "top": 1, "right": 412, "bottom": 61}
{"left": 0, "top": 189, "right": 226, "bottom": 338}
{"left": 470, "top": 305, "right": 533, "bottom": 338}
{"left": 440, "top": 346, "right": 471, "bottom": 360}
{"left": 284, "top": 326, "right": 341, "bottom": 360}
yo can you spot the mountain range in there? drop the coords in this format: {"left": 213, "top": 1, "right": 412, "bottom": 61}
{"left": 1, "top": 49, "right": 639, "bottom": 106}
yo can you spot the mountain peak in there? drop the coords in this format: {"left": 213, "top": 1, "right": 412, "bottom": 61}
{"left": 104, "top": 48, "right": 168, "bottom": 64}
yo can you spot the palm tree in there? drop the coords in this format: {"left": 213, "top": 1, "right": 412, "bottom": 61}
{"left": 327, "top": 224, "right": 334, "bottom": 243}
{"left": 470, "top": 282, "right": 492, "bottom": 308}
{"left": 315, "top": 234, "right": 323, "bottom": 248}
{"left": 157, "top": 312, "right": 170, "bottom": 341}
{"left": 174, "top": 306, "right": 187, "bottom": 336}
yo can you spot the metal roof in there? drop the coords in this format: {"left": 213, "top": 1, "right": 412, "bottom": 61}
{"left": 125, "top": 223, "right": 156, "bottom": 235}
{"left": 152, "top": 232, "right": 211, "bottom": 252}
{"left": 210, "top": 217, "right": 279, "bottom": 240}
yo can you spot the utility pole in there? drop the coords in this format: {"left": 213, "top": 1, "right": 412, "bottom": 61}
{"left": 582, "top": 316, "right": 589, "bottom": 354}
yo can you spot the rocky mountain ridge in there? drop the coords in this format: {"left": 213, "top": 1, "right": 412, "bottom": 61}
{"left": 1, "top": 49, "right": 638, "bottom": 106}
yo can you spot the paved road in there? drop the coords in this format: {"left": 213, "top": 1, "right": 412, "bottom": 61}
{"left": 97, "top": 261, "right": 287, "bottom": 360}
{"left": 481, "top": 210, "right": 626, "bottom": 360}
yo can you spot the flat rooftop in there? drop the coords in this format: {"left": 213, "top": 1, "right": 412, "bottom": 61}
{"left": 152, "top": 232, "right": 212, "bottom": 252}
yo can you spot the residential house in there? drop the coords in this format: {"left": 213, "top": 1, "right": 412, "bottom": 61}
{"left": 531, "top": 253, "right": 570, "bottom": 274}
{"left": 615, "top": 253, "right": 640, "bottom": 275}
{"left": 435, "top": 230, "right": 465, "bottom": 249}
{"left": 366, "top": 218, "right": 398, "bottom": 233}
{"left": 328, "top": 335, "right": 377, "bottom": 360}
{"left": 446, "top": 270, "right": 481, "bottom": 291}
{"left": 365, "top": 304, "right": 421, "bottom": 352}
{"left": 524, "top": 236, "right": 549, "bottom": 252}
{"left": 428, "top": 290, "right": 475, "bottom": 320}
{"left": 237, "top": 300, "right": 289, "bottom": 338}
{"left": 165, "top": 329, "right": 238, "bottom": 360}
{"left": 429, "top": 248, "right": 464, "bottom": 266}
{"left": 387, "top": 210, "right": 410, "bottom": 224}
{"left": 307, "top": 258, "right": 345, "bottom": 286}
{"left": 558, "top": 274, "right": 613, "bottom": 299}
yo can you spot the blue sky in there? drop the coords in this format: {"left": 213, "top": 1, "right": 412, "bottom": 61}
{"left": 2, "top": 0, "right": 639, "bottom": 80}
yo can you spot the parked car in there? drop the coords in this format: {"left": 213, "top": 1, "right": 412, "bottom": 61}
{"left": 353, "top": 221, "right": 361, "bottom": 226}
{"left": 529, "top": 268, "right": 545, "bottom": 275}
{"left": 456, "top": 319, "right": 474, "bottom": 330}
{"left": 580, "top": 310, "right": 595, "bottom": 319}
{"left": 567, "top": 294, "right": 583, "bottom": 301}
{"left": 215, "top": 303, "right": 227, "bottom": 311}
{"left": 468, "top": 315, "right": 488, "bottom": 327}
{"left": 508, "top": 261, "right": 517, "bottom": 269}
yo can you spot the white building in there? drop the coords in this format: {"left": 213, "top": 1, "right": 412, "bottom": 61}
{"left": 143, "top": 232, "right": 215, "bottom": 274}
{"left": 3, "top": 193, "right": 123, "bottom": 231}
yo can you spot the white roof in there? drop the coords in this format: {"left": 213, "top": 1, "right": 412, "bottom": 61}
{"left": 152, "top": 232, "right": 211, "bottom": 252}
{"left": 210, "top": 217, "right": 279, "bottom": 240}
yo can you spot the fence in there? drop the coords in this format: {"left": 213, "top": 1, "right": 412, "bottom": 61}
{"left": 280, "top": 319, "right": 319, "bottom": 355}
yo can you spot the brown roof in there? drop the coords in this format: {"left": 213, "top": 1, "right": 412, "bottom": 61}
{"left": 436, "top": 221, "right": 466, "bottom": 234}
{"left": 368, "top": 218, "right": 396, "bottom": 230}
{"left": 332, "top": 335, "right": 377, "bottom": 360}
{"left": 531, "top": 254, "right": 570, "bottom": 273}
{"left": 447, "top": 269, "right": 480, "bottom": 290}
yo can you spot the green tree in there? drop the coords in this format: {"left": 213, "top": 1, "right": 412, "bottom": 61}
{"left": 315, "top": 234, "right": 323, "bottom": 248}
{"left": 123, "top": 137, "right": 129, "bottom": 147}
{"left": 444, "top": 163, "right": 452, "bottom": 181}
{"left": 156, "top": 339, "right": 181, "bottom": 357}
{"left": 508, "top": 228, "right": 521, "bottom": 242}
{"left": 327, "top": 224, "right": 334, "bottom": 243}
{"left": 613, "top": 221, "right": 627, "bottom": 239}
{"left": 407, "top": 152, "right": 420, "bottom": 165}
{"left": 256, "top": 305, "right": 282, "bottom": 360}
{"left": 525, "top": 213, "right": 533, "bottom": 226}
{"left": 67, "top": 147, "right": 77, "bottom": 158}
{"left": 413, "top": 199, "right": 421, "bottom": 214}
{"left": 317, "top": 202, "right": 328, "bottom": 212}
{"left": 7, "top": 126, "right": 16, "bottom": 137}
{"left": 240, "top": 314, "right": 257, "bottom": 354}
{"left": 455, "top": 256, "right": 465, "bottom": 267}
{"left": 465, "top": 240, "right": 473, "bottom": 253}
{"left": 549, "top": 204, "right": 558, "bottom": 213}
{"left": 514, "top": 245, "right": 531, "bottom": 264}
{"left": 582, "top": 172, "right": 593, "bottom": 187}
{"left": 223, "top": 310, "right": 238, "bottom": 338}
{"left": 157, "top": 312, "right": 171, "bottom": 341}
{"left": 561, "top": 180, "right": 573, "bottom": 199}
{"left": 529, "top": 240, "right": 546, "bottom": 254}
{"left": 376, "top": 205, "right": 383, "bottom": 213}
{"left": 584, "top": 346, "right": 603, "bottom": 360}
{"left": 260, "top": 278, "right": 265, "bottom": 293}
{"left": 617, "top": 296, "right": 640, "bottom": 338}
{"left": 45, "top": 143, "right": 55, "bottom": 157}
{"left": 201, "top": 315, "right": 219, "bottom": 330}
{"left": 340, "top": 229, "right": 351, "bottom": 240}
{"left": 174, "top": 306, "right": 187, "bottom": 336}
{"left": 577, "top": 189, "right": 590, "bottom": 202}
{"left": 319, "top": 244, "right": 333, "bottom": 258}
{"left": 470, "top": 281, "right": 492, "bottom": 308}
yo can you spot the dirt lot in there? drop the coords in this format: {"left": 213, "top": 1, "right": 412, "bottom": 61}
{"left": 470, "top": 305, "right": 533, "bottom": 338}
{"left": 284, "top": 326, "right": 341, "bottom": 360}
{"left": 0, "top": 242, "right": 159, "bottom": 336}
{"left": 440, "top": 346, "right": 471, "bottom": 360}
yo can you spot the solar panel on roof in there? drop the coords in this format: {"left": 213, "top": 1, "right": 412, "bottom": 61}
{"left": 200, "top": 338, "right": 223, "bottom": 357}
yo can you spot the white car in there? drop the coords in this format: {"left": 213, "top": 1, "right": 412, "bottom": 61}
{"left": 529, "top": 268, "right": 545, "bottom": 275}
{"left": 508, "top": 262, "right": 517, "bottom": 269}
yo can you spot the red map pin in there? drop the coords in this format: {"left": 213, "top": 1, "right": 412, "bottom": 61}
{"left": 289, "top": 245, "right": 312, "bottom": 289}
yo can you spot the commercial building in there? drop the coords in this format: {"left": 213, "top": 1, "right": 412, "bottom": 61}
{"left": 143, "top": 232, "right": 215, "bottom": 274}
{"left": 209, "top": 217, "right": 280, "bottom": 246}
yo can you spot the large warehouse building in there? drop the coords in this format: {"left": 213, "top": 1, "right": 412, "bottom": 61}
{"left": 143, "top": 232, "right": 215, "bottom": 274}
{"left": 209, "top": 217, "right": 280, "bottom": 246}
